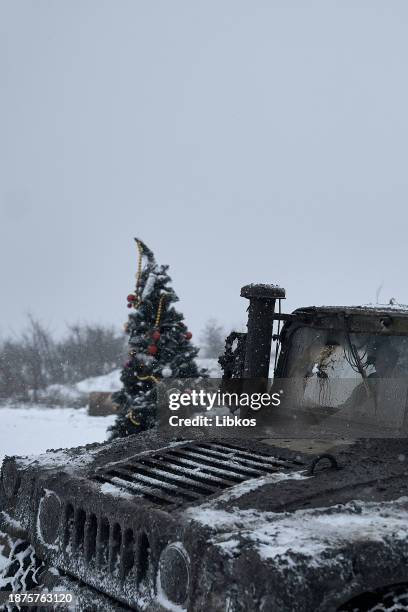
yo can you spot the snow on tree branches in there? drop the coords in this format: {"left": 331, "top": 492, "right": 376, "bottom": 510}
{"left": 108, "top": 238, "right": 207, "bottom": 439}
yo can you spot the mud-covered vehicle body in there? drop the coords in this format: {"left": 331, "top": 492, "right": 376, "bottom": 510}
{"left": 1, "top": 284, "right": 408, "bottom": 611}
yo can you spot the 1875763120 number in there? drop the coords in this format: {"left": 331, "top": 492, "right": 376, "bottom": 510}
{"left": 1, "top": 591, "right": 76, "bottom": 607}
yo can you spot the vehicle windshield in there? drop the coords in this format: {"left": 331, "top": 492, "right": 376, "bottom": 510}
{"left": 280, "top": 325, "right": 408, "bottom": 432}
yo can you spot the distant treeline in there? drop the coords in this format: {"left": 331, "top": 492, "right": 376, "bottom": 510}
{"left": 0, "top": 317, "right": 127, "bottom": 402}
{"left": 0, "top": 316, "right": 228, "bottom": 403}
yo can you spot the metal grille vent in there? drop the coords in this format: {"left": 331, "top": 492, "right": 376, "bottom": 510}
{"left": 63, "top": 504, "right": 138, "bottom": 580}
{"left": 93, "top": 442, "right": 301, "bottom": 506}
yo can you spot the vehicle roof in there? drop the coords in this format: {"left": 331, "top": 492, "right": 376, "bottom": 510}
{"left": 294, "top": 304, "right": 408, "bottom": 317}
{"left": 287, "top": 304, "right": 408, "bottom": 336}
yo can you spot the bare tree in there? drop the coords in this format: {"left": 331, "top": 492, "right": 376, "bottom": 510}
{"left": 0, "top": 339, "right": 29, "bottom": 400}
{"left": 0, "top": 317, "right": 126, "bottom": 402}
{"left": 57, "top": 323, "right": 126, "bottom": 383}
{"left": 200, "top": 318, "right": 225, "bottom": 359}
{"left": 22, "top": 316, "right": 59, "bottom": 401}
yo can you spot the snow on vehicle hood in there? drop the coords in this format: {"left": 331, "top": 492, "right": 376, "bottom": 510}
{"left": 186, "top": 497, "right": 408, "bottom": 567}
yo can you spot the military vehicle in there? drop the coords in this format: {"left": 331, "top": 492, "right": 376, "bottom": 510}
{"left": 1, "top": 284, "right": 408, "bottom": 611}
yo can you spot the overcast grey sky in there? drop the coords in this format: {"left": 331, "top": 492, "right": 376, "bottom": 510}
{"left": 1, "top": 0, "right": 407, "bottom": 340}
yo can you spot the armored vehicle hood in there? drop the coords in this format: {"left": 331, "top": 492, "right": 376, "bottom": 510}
{"left": 2, "top": 432, "right": 408, "bottom": 611}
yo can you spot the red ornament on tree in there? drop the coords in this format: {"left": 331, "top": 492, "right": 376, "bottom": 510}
{"left": 127, "top": 303, "right": 133, "bottom": 308}
{"left": 127, "top": 294, "right": 136, "bottom": 302}
{"left": 151, "top": 330, "right": 161, "bottom": 341}
{"left": 147, "top": 344, "right": 158, "bottom": 355}
{"left": 185, "top": 331, "right": 193, "bottom": 340}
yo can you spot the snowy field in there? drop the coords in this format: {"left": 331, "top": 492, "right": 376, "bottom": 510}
{"left": 0, "top": 368, "right": 123, "bottom": 466}
{"left": 0, "top": 358, "right": 219, "bottom": 467}
{"left": 0, "top": 406, "right": 115, "bottom": 466}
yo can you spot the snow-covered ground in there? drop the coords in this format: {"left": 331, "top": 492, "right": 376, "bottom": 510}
{"left": 31, "top": 358, "right": 221, "bottom": 407}
{"left": 69, "top": 357, "right": 220, "bottom": 394}
{"left": 34, "top": 369, "right": 123, "bottom": 407}
{"left": 75, "top": 369, "right": 122, "bottom": 393}
{"left": 0, "top": 406, "right": 115, "bottom": 467}
{"left": 0, "top": 358, "right": 220, "bottom": 467}
{"left": 0, "top": 369, "right": 123, "bottom": 466}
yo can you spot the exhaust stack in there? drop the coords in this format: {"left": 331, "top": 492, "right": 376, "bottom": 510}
{"left": 241, "top": 283, "right": 286, "bottom": 380}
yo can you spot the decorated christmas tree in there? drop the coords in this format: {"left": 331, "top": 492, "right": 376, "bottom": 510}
{"left": 108, "top": 238, "right": 206, "bottom": 439}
